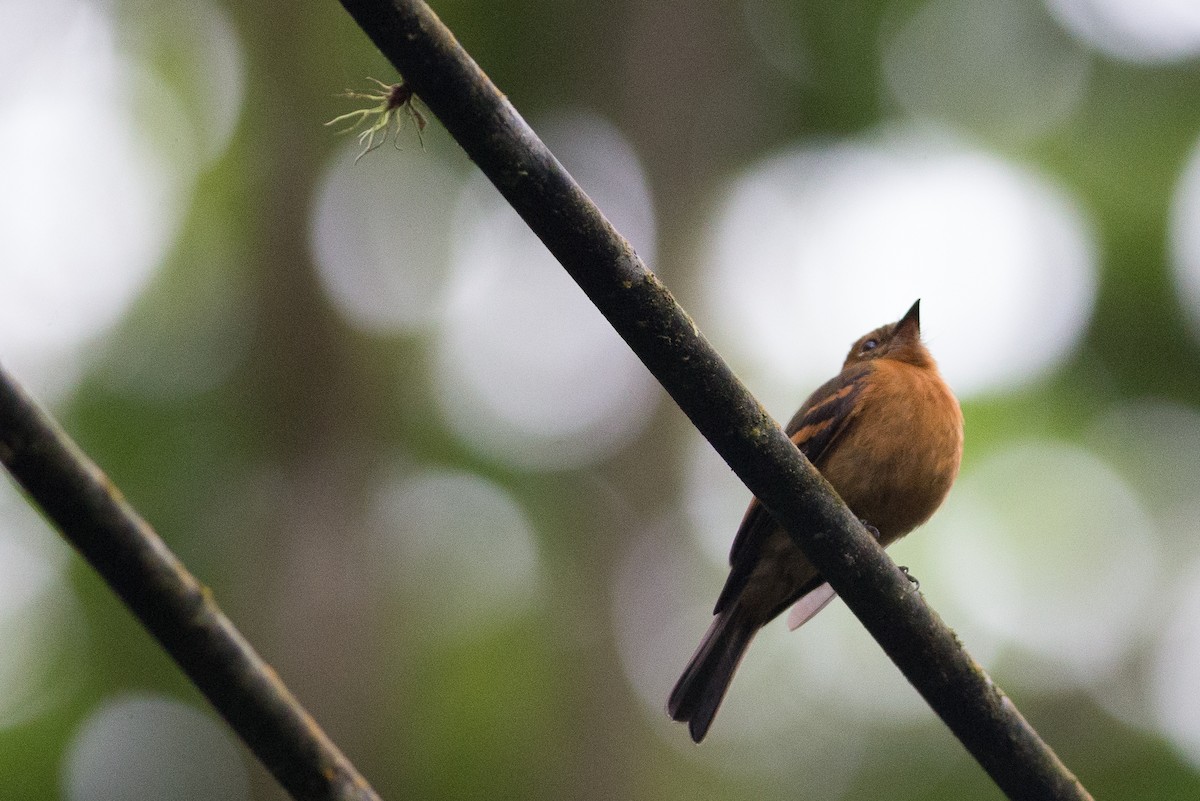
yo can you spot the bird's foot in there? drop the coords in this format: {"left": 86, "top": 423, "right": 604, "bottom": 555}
{"left": 899, "top": 566, "right": 920, "bottom": 590}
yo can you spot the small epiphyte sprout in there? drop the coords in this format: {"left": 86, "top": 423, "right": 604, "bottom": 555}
{"left": 326, "top": 77, "right": 427, "bottom": 162}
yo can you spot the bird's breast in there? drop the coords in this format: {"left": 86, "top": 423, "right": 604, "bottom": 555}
{"left": 818, "top": 360, "right": 963, "bottom": 544}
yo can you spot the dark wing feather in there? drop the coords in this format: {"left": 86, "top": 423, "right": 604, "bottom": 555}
{"left": 714, "top": 364, "right": 870, "bottom": 615}
{"left": 783, "top": 363, "right": 871, "bottom": 462}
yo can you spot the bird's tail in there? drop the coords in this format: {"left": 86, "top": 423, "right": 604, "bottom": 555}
{"left": 667, "top": 607, "right": 758, "bottom": 743}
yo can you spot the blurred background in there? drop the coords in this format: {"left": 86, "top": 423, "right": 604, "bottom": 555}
{"left": 3, "top": 0, "right": 1200, "bottom": 798}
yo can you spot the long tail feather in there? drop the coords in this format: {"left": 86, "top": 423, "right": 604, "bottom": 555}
{"left": 667, "top": 608, "right": 758, "bottom": 742}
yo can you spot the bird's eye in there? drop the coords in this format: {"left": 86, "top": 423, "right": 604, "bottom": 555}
{"left": 860, "top": 338, "right": 879, "bottom": 353}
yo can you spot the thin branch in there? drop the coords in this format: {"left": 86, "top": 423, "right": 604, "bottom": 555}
{"left": 333, "top": 1, "right": 1093, "bottom": 799}
{"left": 0, "top": 365, "right": 381, "bottom": 801}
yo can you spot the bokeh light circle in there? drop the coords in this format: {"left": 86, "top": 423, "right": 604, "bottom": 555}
{"left": 683, "top": 432, "right": 759, "bottom": 566}
{"left": 882, "top": 0, "right": 1090, "bottom": 140}
{"left": 1085, "top": 400, "right": 1200, "bottom": 562}
{"left": 1046, "top": 0, "right": 1200, "bottom": 63}
{"left": 918, "top": 441, "right": 1159, "bottom": 685}
{"left": 121, "top": 0, "right": 246, "bottom": 166}
{"left": 371, "top": 468, "right": 541, "bottom": 636}
{"left": 432, "top": 112, "right": 660, "bottom": 469}
{"left": 311, "top": 143, "right": 464, "bottom": 333}
{"left": 63, "top": 694, "right": 250, "bottom": 801}
{"left": 1171, "top": 132, "right": 1200, "bottom": 341}
{"left": 0, "top": 482, "right": 80, "bottom": 729}
{"left": 702, "top": 128, "right": 1097, "bottom": 414}
{"left": 0, "top": 0, "right": 223, "bottom": 398}
{"left": 1153, "top": 559, "right": 1200, "bottom": 767}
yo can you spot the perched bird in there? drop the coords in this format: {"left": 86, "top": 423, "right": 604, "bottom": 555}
{"left": 667, "top": 300, "right": 963, "bottom": 743}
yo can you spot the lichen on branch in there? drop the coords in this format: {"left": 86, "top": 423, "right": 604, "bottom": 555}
{"left": 326, "top": 77, "right": 427, "bottom": 161}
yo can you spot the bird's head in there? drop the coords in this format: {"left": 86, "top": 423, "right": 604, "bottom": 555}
{"left": 842, "top": 300, "right": 933, "bottom": 369}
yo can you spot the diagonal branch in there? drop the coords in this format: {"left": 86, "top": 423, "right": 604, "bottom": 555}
{"left": 0, "top": 365, "right": 382, "bottom": 801}
{"left": 333, "top": 1, "right": 1093, "bottom": 799}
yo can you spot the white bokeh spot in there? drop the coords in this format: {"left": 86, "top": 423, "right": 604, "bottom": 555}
{"left": 702, "top": 128, "right": 1097, "bottom": 414}
{"left": 919, "top": 441, "right": 1160, "bottom": 686}
{"left": 433, "top": 112, "right": 660, "bottom": 469}
{"left": 63, "top": 694, "right": 250, "bottom": 801}
{"left": 371, "top": 468, "right": 541, "bottom": 636}
{"left": 0, "top": 482, "right": 80, "bottom": 729}
{"left": 1047, "top": 0, "right": 1200, "bottom": 63}
{"left": 1153, "top": 559, "right": 1200, "bottom": 767}
{"left": 311, "top": 143, "right": 464, "bottom": 333}
{"left": 883, "top": 0, "right": 1090, "bottom": 140}
{"left": 0, "top": 0, "right": 228, "bottom": 398}
{"left": 1170, "top": 133, "right": 1200, "bottom": 342}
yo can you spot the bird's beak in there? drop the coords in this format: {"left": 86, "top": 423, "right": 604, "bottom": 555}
{"left": 896, "top": 299, "right": 921, "bottom": 335}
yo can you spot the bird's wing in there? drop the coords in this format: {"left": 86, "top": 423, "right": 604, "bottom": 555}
{"left": 714, "top": 364, "right": 870, "bottom": 616}
{"left": 782, "top": 363, "right": 871, "bottom": 465}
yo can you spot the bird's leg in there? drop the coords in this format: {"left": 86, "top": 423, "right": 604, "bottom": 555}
{"left": 860, "top": 519, "right": 919, "bottom": 587}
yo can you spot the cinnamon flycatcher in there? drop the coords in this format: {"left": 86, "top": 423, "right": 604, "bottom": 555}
{"left": 668, "top": 300, "right": 963, "bottom": 742}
